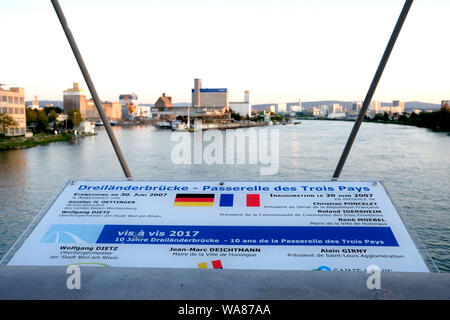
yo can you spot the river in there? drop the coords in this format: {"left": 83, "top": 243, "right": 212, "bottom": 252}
{"left": 0, "top": 120, "right": 448, "bottom": 271}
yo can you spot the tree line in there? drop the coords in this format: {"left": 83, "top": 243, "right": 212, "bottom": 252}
{"left": 26, "top": 107, "right": 82, "bottom": 132}
{"left": 1, "top": 106, "right": 85, "bottom": 136}
{"left": 368, "top": 104, "right": 450, "bottom": 132}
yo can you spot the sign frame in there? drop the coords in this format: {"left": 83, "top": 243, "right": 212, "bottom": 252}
{"left": 0, "top": 179, "right": 438, "bottom": 272}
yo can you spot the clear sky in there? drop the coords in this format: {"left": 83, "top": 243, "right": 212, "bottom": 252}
{"left": 1, "top": 0, "right": 449, "bottom": 104}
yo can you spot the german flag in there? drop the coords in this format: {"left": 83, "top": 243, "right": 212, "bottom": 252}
{"left": 174, "top": 193, "right": 215, "bottom": 207}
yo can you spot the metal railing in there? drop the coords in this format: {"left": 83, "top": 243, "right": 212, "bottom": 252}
{"left": 51, "top": 0, "right": 133, "bottom": 179}
{"left": 333, "top": 0, "right": 413, "bottom": 180}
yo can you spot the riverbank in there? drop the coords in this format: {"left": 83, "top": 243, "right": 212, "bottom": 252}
{"left": 364, "top": 117, "right": 450, "bottom": 132}
{"left": 0, "top": 132, "right": 72, "bottom": 151}
{"left": 296, "top": 114, "right": 450, "bottom": 133}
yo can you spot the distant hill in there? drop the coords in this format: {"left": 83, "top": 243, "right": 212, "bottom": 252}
{"left": 172, "top": 102, "right": 191, "bottom": 107}
{"left": 403, "top": 101, "right": 441, "bottom": 111}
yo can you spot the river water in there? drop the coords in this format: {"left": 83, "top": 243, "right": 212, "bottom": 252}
{"left": 0, "top": 120, "right": 448, "bottom": 271}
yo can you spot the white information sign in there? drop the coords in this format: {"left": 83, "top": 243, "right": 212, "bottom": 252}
{"left": 6, "top": 180, "right": 429, "bottom": 272}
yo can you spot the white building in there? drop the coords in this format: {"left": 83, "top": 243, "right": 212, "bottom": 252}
{"left": 229, "top": 102, "right": 250, "bottom": 118}
{"left": 269, "top": 105, "right": 276, "bottom": 114}
{"left": 312, "top": 107, "right": 320, "bottom": 116}
{"left": 331, "top": 103, "right": 343, "bottom": 113}
{"left": 319, "top": 105, "right": 329, "bottom": 116}
{"left": 290, "top": 105, "right": 302, "bottom": 112}
{"left": 328, "top": 112, "right": 346, "bottom": 119}
{"left": 289, "top": 99, "right": 303, "bottom": 113}
{"left": 134, "top": 105, "right": 152, "bottom": 118}
{"left": 77, "top": 121, "right": 95, "bottom": 135}
{"left": 229, "top": 90, "right": 251, "bottom": 118}
{"left": 276, "top": 103, "right": 287, "bottom": 114}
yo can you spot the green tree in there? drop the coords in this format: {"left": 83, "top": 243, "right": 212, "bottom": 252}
{"left": 0, "top": 113, "right": 19, "bottom": 136}
{"left": 36, "top": 110, "right": 49, "bottom": 132}
{"left": 43, "top": 106, "right": 63, "bottom": 115}
{"left": 229, "top": 108, "right": 242, "bottom": 121}
{"left": 382, "top": 112, "right": 390, "bottom": 121}
{"left": 437, "top": 103, "right": 450, "bottom": 131}
{"left": 26, "top": 108, "right": 38, "bottom": 125}
{"left": 67, "top": 110, "right": 83, "bottom": 129}
{"left": 398, "top": 114, "right": 408, "bottom": 122}
{"left": 231, "top": 112, "right": 242, "bottom": 121}
{"left": 373, "top": 113, "right": 384, "bottom": 121}
{"left": 409, "top": 112, "right": 419, "bottom": 120}
{"left": 48, "top": 110, "right": 57, "bottom": 123}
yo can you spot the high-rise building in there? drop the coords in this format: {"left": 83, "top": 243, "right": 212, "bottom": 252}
{"left": 64, "top": 82, "right": 106, "bottom": 121}
{"left": 277, "top": 103, "right": 287, "bottom": 114}
{"left": 191, "top": 78, "right": 229, "bottom": 110}
{"left": 0, "top": 85, "right": 26, "bottom": 136}
{"left": 64, "top": 83, "right": 123, "bottom": 121}
{"left": 352, "top": 101, "right": 362, "bottom": 113}
{"left": 192, "top": 78, "right": 202, "bottom": 107}
{"left": 244, "top": 90, "right": 250, "bottom": 103}
{"left": 331, "top": 103, "right": 342, "bottom": 113}
{"left": 370, "top": 100, "right": 381, "bottom": 114}
{"left": 63, "top": 82, "right": 87, "bottom": 115}
{"left": 392, "top": 100, "right": 404, "bottom": 113}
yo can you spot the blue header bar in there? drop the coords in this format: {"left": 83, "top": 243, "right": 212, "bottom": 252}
{"left": 96, "top": 225, "right": 399, "bottom": 247}
{"left": 191, "top": 88, "right": 228, "bottom": 93}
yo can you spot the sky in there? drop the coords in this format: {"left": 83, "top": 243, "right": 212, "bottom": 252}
{"left": 1, "top": 0, "right": 449, "bottom": 105}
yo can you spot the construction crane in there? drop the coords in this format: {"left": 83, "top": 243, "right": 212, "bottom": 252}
{"left": 124, "top": 95, "right": 136, "bottom": 114}
{"left": 120, "top": 94, "right": 137, "bottom": 120}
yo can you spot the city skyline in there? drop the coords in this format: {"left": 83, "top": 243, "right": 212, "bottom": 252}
{"left": 1, "top": 0, "right": 449, "bottom": 104}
